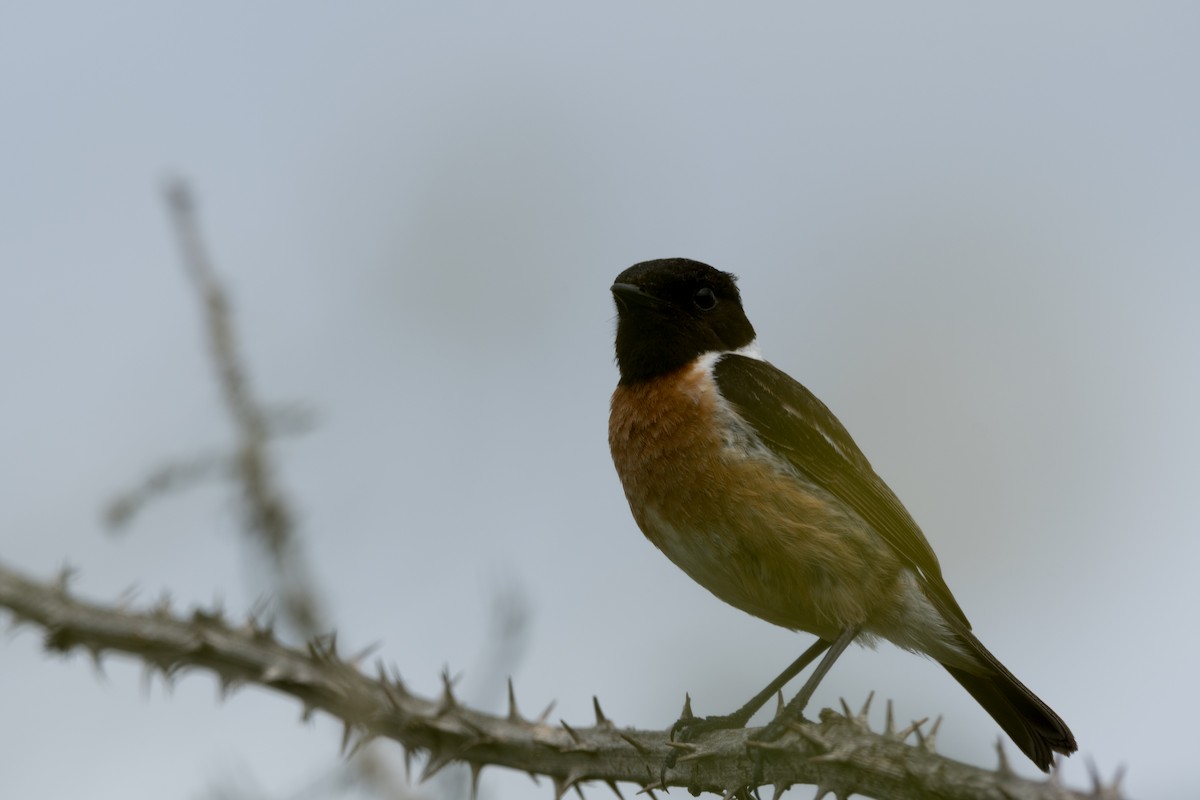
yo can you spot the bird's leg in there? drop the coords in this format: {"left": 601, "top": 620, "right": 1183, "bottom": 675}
{"left": 671, "top": 637, "right": 832, "bottom": 745}
{"left": 751, "top": 625, "right": 861, "bottom": 743}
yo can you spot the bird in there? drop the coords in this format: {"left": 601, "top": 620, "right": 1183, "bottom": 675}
{"left": 607, "top": 257, "right": 1076, "bottom": 771}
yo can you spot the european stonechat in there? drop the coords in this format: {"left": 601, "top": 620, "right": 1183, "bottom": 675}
{"left": 608, "top": 258, "right": 1075, "bottom": 771}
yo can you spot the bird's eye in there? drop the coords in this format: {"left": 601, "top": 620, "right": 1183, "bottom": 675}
{"left": 694, "top": 287, "right": 718, "bottom": 311}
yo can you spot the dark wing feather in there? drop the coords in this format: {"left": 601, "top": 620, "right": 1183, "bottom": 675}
{"left": 713, "top": 354, "right": 970, "bottom": 628}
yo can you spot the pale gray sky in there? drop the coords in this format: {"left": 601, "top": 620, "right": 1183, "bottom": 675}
{"left": 3, "top": 3, "right": 1198, "bottom": 799}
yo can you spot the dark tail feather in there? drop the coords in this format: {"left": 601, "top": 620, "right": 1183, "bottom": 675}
{"left": 943, "top": 630, "right": 1077, "bottom": 772}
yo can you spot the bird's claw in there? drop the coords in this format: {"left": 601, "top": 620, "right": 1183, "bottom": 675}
{"left": 748, "top": 713, "right": 797, "bottom": 746}
{"left": 665, "top": 712, "right": 751, "bottom": 769}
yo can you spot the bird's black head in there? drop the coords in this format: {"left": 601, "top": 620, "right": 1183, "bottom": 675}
{"left": 611, "top": 258, "right": 756, "bottom": 385}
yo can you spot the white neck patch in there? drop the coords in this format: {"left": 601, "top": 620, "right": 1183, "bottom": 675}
{"left": 732, "top": 340, "right": 764, "bottom": 361}
{"left": 694, "top": 339, "right": 764, "bottom": 373}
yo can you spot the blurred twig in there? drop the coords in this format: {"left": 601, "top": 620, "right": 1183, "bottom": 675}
{"left": 159, "top": 178, "right": 408, "bottom": 797}
{"left": 101, "top": 178, "right": 532, "bottom": 800}
{"left": 163, "top": 180, "right": 324, "bottom": 635}
{"left": 104, "top": 405, "right": 316, "bottom": 530}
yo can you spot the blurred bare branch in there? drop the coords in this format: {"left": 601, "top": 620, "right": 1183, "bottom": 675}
{"left": 105, "top": 405, "right": 315, "bottom": 530}
{"left": 160, "top": 178, "right": 418, "bottom": 797}
{"left": 101, "top": 178, "right": 532, "bottom": 800}
{"left": 163, "top": 179, "right": 323, "bottom": 635}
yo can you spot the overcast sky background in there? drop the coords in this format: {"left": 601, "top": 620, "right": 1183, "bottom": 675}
{"left": 3, "top": 4, "right": 1199, "bottom": 799}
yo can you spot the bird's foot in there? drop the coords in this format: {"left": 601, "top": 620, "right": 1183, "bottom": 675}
{"left": 672, "top": 711, "right": 754, "bottom": 742}
{"left": 665, "top": 695, "right": 753, "bottom": 769}
{"left": 741, "top": 708, "right": 813, "bottom": 787}
{"left": 747, "top": 708, "right": 806, "bottom": 746}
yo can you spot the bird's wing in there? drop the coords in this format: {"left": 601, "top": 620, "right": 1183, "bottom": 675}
{"left": 712, "top": 353, "right": 970, "bottom": 628}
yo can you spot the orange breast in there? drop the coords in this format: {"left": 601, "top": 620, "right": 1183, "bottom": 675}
{"left": 609, "top": 360, "right": 903, "bottom": 637}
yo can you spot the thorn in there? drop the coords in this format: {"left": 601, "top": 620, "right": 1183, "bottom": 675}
{"left": 918, "top": 715, "right": 941, "bottom": 753}
{"left": 770, "top": 782, "right": 790, "bottom": 800}
{"left": 248, "top": 613, "right": 276, "bottom": 641}
{"left": 403, "top": 748, "right": 415, "bottom": 783}
{"left": 436, "top": 667, "right": 460, "bottom": 715}
{"left": 636, "top": 781, "right": 664, "bottom": 797}
{"left": 994, "top": 738, "right": 1013, "bottom": 776}
{"left": 86, "top": 645, "right": 107, "bottom": 680}
{"left": 346, "top": 640, "right": 382, "bottom": 668}
{"left": 508, "top": 677, "right": 525, "bottom": 722}
{"left": 217, "top": 674, "right": 242, "bottom": 701}
{"left": 528, "top": 771, "right": 542, "bottom": 787}
{"left": 299, "top": 701, "right": 316, "bottom": 723}
{"left": 721, "top": 785, "right": 742, "bottom": 800}
{"left": 388, "top": 664, "right": 408, "bottom": 694}
{"left": 895, "top": 717, "right": 928, "bottom": 743}
{"left": 306, "top": 637, "right": 325, "bottom": 661}
{"left": 561, "top": 720, "right": 582, "bottom": 743}
{"left": 140, "top": 662, "right": 156, "bottom": 699}
{"left": 114, "top": 584, "right": 140, "bottom": 610}
{"left": 345, "top": 729, "right": 376, "bottom": 760}
{"left": 340, "top": 721, "right": 356, "bottom": 756}
{"left": 1109, "top": 764, "right": 1128, "bottom": 796}
{"left": 381, "top": 676, "right": 405, "bottom": 710}
{"left": 193, "top": 603, "right": 226, "bottom": 627}
{"left": 605, "top": 780, "right": 626, "bottom": 800}
{"left": 838, "top": 697, "right": 853, "bottom": 719}
{"left": 680, "top": 693, "right": 695, "bottom": 721}
{"left": 1050, "top": 754, "right": 1065, "bottom": 785}
{"left": 152, "top": 660, "right": 178, "bottom": 694}
{"left": 884, "top": 699, "right": 896, "bottom": 737}
{"left": 469, "top": 763, "right": 483, "bottom": 800}
{"left": 420, "top": 750, "right": 456, "bottom": 784}
{"left": 676, "top": 746, "right": 717, "bottom": 765}
{"left": 618, "top": 732, "right": 650, "bottom": 756}
{"left": 775, "top": 690, "right": 785, "bottom": 719}
{"left": 857, "top": 691, "right": 874, "bottom": 722}
{"left": 53, "top": 562, "right": 77, "bottom": 595}
{"left": 593, "top": 696, "right": 610, "bottom": 727}
{"left": 553, "top": 770, "right": 588, "bottom": 800}
{"left": 151, "top": 592, "right": 173, "bottom": 619}
{"left": 537, "top": 700, "right": 558, "bottom": 724}
{"left": 664, "top": 740, "right": 698, "bottom": 754}
{"left": 1086, "top": 757, "right": 1102, "bottom": 794}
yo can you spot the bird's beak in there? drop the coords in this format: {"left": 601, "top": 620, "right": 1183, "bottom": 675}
{"left": 611, "top": 282, "right": 663, "bottom": 310}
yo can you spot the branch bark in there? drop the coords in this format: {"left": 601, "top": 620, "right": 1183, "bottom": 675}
{"left": 0, "top": 559, "right": 1120, "bottom": 800}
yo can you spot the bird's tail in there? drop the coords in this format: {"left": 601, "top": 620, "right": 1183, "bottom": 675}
{"left": 942, "top": 629, "right": 1076, "bottom": 772}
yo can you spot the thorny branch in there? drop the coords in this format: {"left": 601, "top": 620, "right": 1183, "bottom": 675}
{"left": 0, "top": 560, "right": 1123, "bottom": 800}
